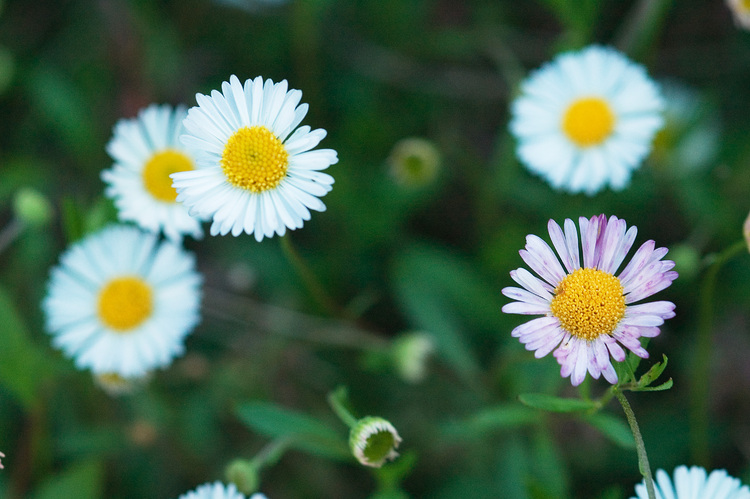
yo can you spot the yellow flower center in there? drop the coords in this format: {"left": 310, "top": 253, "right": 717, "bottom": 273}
{"left": 142, "top": 149, "right": 194, "bottom": 202}
{"left": 97, "top": 277, "right": 153, "bottom": 332}
{"left": 221, "top": 126, "right": 289, "bottom": 192}
{"left": 562, "top": 97, "right": 616, "bottom": 147}
{"left": 550, "top": 267, "right": 626, "bottom": 341}
{"left": 742, "top": 0, "right": 750, "bottom": 11}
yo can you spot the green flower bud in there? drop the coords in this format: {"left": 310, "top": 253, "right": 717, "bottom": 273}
{"left": 13, "top": 187, "right": 52, "bottom": 228}
{"left": 392, "top": 331, "right": 435, "bottom": 384}
{"left": 349, "top": 416, "right": 402, "bottom": 468}
{"left": 225, "top": 458, "right": 260, "bottom": 495}
{"left": 387, "top": 137, "right": 441, "bottom": 188}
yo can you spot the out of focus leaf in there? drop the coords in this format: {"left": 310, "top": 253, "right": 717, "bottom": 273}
{"left": 235, "top": 401, "right": 348, "bottom": 460}
{"left": 0, "top": 284, "right": 51, "bottom": 409}
{"left": 580, "top": 412, "right": 635, "bottom": 449}
{"left": 28, "top": 460, "right": 104, "bottom": 499}
{"left": 444, "top": 403, "right": 538, "bottom": 438}
{"left": 391, "top": 243, "right": 497, "bottom": 383}
{"left": 518, "top": 393, "right": 598, "bottom": 413}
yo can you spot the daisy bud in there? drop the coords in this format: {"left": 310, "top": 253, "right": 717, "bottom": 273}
{"left": 392, "top": 332, "right": 435, "bottom": 384}
{"left": 727, "top": 0, "right": 750, "bottom": 29}
{"left": 349, "top": 416, "right": 402, "bottom": 468}
{"left": 13, "top": 187, "right": 52, "bottom": 228}
{"left": 744, "top": 211, "right": 750, "bottom": 252}
{"left": 0, "top": 451, "right": 5, "bottom": 469}
{"left": 387, "top": 137, "right": 441, "bottom": 188}
{"left": 225, "top": 459, "right": 260, "bottom": 495}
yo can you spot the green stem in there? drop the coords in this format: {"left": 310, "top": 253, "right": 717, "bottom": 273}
{"left": 250, "top": 438, "right": 291, "bottom": 470}
{"left": 690, "top": 239, "right": 747, "bottom": 465}
{"left": 279, "top": 234, "right": 342, "bottom": 317}
{"left": 615, "top": 389, "right": 655, "bottom": 499}
{"left": 327, "top": 386, "right": 358, "bottom": 429}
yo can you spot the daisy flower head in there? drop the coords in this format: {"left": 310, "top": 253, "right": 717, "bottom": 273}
{"left": 172, "top": 75, "right": 338, "bottom": 241}
{"left": 178, "top": 482, "right": 248, "bottom": 499}
{"left": 510, "top": 45, "right": 664, "bottom": 195}
{"left": 727, "top": 0, "right": 750, "bottom": 29}
{"left": 632, "top": 466, "right": 750, "bottom": 499}
{"left": 102, "top": 104, "right": 204, "bottom": 242}
{"left": 43, "top": 225, "right": 202, "bottom": 379}
{"left": 502, "top": 214, "right": 677, "bottom": 386}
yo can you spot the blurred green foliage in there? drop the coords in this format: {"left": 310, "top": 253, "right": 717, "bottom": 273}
{"left": 1, "top": 0, "right": 750, "bottom": 498}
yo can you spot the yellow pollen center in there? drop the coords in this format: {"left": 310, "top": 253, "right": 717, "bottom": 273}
{"left": 221, "top": 126, "right": 289, "bottom": 192}
{"left": 742, "top": 0, "right": 750, "bottom": 11}
{"left": 142, "top": 149, "right": 194, "bottom": 202}
{"left": 550, "top": 268, "right": 626, "bottom": 341}
{"left": 562, "top": 97, "right": 616, "bottom": 147}
{"left": 97, "top": 276, "right": 153, "bottom": 332}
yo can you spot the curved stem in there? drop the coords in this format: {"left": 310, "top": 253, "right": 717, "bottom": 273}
{"left": 279, "top": 234, "right": 343, "bottom": 317}
{"left": 615, "top": 389, "right": 655, "bottom": 499}
{"left": 690, "top": 239, "right": 747, "bottom": 465}
{"left": 327, "top": 386, "right": 358, "bottom": 429}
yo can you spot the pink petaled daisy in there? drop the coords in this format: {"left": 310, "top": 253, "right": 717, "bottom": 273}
{"left": 502, "top": 214, "right": 678, "bottom": 386}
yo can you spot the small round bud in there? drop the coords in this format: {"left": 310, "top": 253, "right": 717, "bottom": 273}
{"left": 392, "top": 331, "right": 435, "bottom": 384}
{"left": 387, "top": 137, "right": 441, "bottom": 188}
{"left": 12, "top": 187, "right": 52, "bottom": 228}
{"left": 669, "top": 244, "right": 701, "bottom": 283}
{"left": 225, "top": 459, "right": 260, "bottom": 495}
{"left": 349, "top": 416, "right": 402, "bottom": 468}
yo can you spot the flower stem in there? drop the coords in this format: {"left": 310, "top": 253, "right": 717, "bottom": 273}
{"left": 279, "top": 234, "right": 342, "bottom": 317}
{"left": 327, "top": 386, "right": 358, "bottom": 429}
{"left": 614, "top": 389, "right": 656, "bottom": 499}
{"left": 690, "top": 239, "right": 747, "bottom": 465}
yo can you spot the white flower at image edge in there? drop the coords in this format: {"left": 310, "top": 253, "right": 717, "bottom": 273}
{"left": 172, "top": 75, "right": 338, "bottom": 241}
{"left": 43, "top": 225, "right": 202, "bottom": 378}
{"left": 502, "top": 214, "right": 677, "bottom": 386}
{"left": 632, "top": 466, "right": 750, "bottom": 499}
{"left": 178, "top": 481, "right": 267, "bottom": 499}
{"left": 510, "top": 45, "right": 664, "bottom": 195}
{"left": 102, "top": 104, "right": 205, "bottom": 242}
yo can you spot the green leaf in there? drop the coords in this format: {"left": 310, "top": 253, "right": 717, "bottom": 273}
{"left": 235, "top": 401, "right": 348, "bottom": 460}
{"left": 635, "top": 378, "right": 673, "bottom": 392}
{"left": 580, "top": 412, "right": 635, "bottom": 449}
{"left": 29, "top": 460, "right": 104, "bottom": 499}
{"left": 391, "top": 243, "right": 501, "bottom": 383}
{"left": 518, "top": 393, "right": 598, "bottom": 413}
{"left": 637, "top": 355, "right": 669, "bottom": 388}
{"left": 0, "top": 284, "right": 51, "bottom": 409}
{"left": 446, "top": 404, "right": 538, "bottom": 438}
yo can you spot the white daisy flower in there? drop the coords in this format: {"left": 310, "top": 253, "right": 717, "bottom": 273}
{"left": 43, "top": 225, "right": 202, "bottom": 378}
{"left": 502, "top": 214, "right": 677, "bottom": 386}
{"left": 178, "top": 482, "right": 252, "bottom": 499}
{"left": 510, "top": 45, "right": 664, "bottom": 195}
{"left": 172, "top": 75, "right": 338, "bottom": 241}
{"left": 632, "top": 466, "right": 750, "bottom": 499}
{"left": 727, "top": 0, "right": 750, "bottom": 29}
{"left": 102, "top": 104, "right": 204, "bottom": 242}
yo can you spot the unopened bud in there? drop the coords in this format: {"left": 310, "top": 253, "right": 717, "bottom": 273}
{"left": 392, "top": 332, "right": 434, "bottom": 384}
{"left": 225, "top": 459, "right": 260, "bottom": 495}
{"left": 349, "top": 416, "right": 402, "bottom": 468}
{"left": 387, "top": 137, "right": 441, "bottom": 188}
{"left": 13, "top": 187, "right": 52, "bottom": 228}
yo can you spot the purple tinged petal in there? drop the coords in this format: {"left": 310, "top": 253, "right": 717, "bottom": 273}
{"left": 548, "top": 219, "right": 576, "bottom": 273}
{"left": 509, "top": 268, "right": 554, "bottom": 299}
{"left": 598, "top": 216, "right": 625, "bottom": 273}
{"left": 563, "top": 218, "right": 581, "bottom": 270}
{"left": 519, "top": 249, "right": 560, "bottom": 287}
{"left": 571, "top": 342, "right": 590, "bottom": 386}
{"left": 501, "top": 302, "right": 550, "bottom": 315}
{"left": 626, "top": 301, "right": 676, "bottom": 319}
{"left": 617, "top": 240, "right": 655, "bottom": 283}
{"left": 525, "top": 234, "right": 567, "bottom": 283}
{"left": 531, "top": 327, "right": 566, "bottom": 358}
{"left": 620, "top": 315, "right": 665, "bottom": 327}
{"left": 625, "top": 271, "right": 678, "bottom": 303}
{"left": 602, "top": 335, "right": 626, "bottom": 362}
{"left": 501, "top": 287, "right": 550, "bottom": 306}
{"left": 601, "top": 361, "right": 618, "bottom": 384}
{"left": 510, "top": 316, "right": 558, "bottom": 338}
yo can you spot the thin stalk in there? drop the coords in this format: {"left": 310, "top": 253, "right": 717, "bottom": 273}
{"left": 615, "top": 389, "right": 655, "bottom": 499}
{"left": 690, "top": 239, "right": 747, "bottom": 465}
{"left": 279, "top": 234, "right": 343, "bottom": 317}
{"left": 327, "top": 386, "right": 358, "bottom": 429}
